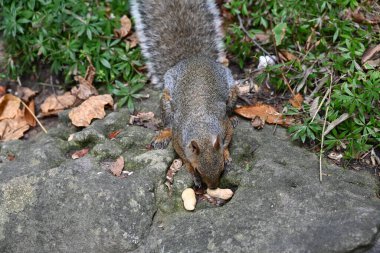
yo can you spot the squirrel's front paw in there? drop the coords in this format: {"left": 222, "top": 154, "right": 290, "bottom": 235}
{"left": 229, "top": 116, "right": 239, "bottom": 128}
{"left": 223, "top": 148, "right": 232, "bottom": 165}
{"left": 151, "top": 128, "right": 172, "bottom": 149}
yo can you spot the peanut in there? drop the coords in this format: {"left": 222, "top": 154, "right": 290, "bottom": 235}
{"left": 181, "top": 188, "right": 196, "bottom": 211}
{"left": 206, "top": 188, "right": 233, "bottom": 200}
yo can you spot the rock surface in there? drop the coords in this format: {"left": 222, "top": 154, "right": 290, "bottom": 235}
{"left": 0, "top": 88, "right": 379, "bottom": 253}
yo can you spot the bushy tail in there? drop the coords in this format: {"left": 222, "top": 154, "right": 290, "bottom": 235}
{"left": 130, "top": 0, "right": 225, "bottom": 87}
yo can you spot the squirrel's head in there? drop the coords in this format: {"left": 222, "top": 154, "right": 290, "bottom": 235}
{"left": 186, "top": 135, "right": 224, "bottom": 189}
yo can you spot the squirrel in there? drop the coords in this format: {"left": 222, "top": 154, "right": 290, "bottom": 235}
{"left": 130, "top": 0, "right": 238, "bottom": 189}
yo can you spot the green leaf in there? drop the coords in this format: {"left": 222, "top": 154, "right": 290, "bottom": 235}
{"left": 272, "top": 22, "right": 287, "bottom": 46}
{"left": 100, "top": 58, "right": 111, "bottom": 69}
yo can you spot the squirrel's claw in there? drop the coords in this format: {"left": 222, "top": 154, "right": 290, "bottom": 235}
{"left": 151, "top": 128, "right": 172, "bottom": 149}
{"left": 223, "top": 148, "right": 232, "bottom": 165}
{"left": 229, "top": 116, "right": 239, "bottom": 129}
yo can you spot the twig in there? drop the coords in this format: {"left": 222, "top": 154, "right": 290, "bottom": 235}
{"left": 20, "top": 100, "right": 48, "bottom": 134}
{"left": 237, "top": 14, "right": 273, "bottom": 58}
{"left": 280, "top": 72, "right": 295, "bottom": 97}
{"left": 17, "top": 76, "right": 22, "bottom": 86}
{"left": 319, "top": 74, "right": 333, "bottom": 182}
{"left": 310, "top": 85, "right": 331, "bottom": 123}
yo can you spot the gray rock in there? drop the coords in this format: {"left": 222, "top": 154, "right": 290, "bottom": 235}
{"left": 0, "top": 88, "right": 379, "bottom": 253}
{"left": 138, "top": 120, "right": 380, "bottom": 253}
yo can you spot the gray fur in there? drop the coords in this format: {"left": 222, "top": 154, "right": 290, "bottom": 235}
{"left": 130, "top": 0, "right": 225, "bottom": 87}
{"left": 167, "top": 56, "right": 230, "bottom": 144}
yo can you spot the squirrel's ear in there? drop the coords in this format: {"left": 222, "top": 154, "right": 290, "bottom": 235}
{"left": 212, "top": 135, "right": 221, "bottom": 149}
{"left": 190, "top": 140, "right": 200, "bottom": 155}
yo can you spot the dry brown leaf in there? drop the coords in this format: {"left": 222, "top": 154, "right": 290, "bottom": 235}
{"left": 71, "top": 83, "right": 98, "bottom": 100}
{"left": 254, "top": 32, "right": 271, "bottom": 44}
{"left": 305, "top": 28, "right": 317, "bottom": 51}
{"left": 68, "top": 94, "right": 113, "bottom": 127}
{"left": 24, "top": 99, "right": 36, "bottom": 127}
{"left": 40, "top": 92, "right": 77, "bottom": 116}
{"left": 72, "top": 65, "right": 98, "bottom": 100}
{"left": 344, "top": 8, "right": 380, "bottom": 24}
{"left": 17, "top": 87, "right": 37, "bottom": 102}
{"left": 136, "top": 112, "right": 155, "bottom": 121}
{"left": 0, "top": 94, "right": 21, "bottom": 120}
{"left": 7, "top": 153, "right": 15, "bottom": 161}
{"left": 234, "top": 104, "right": 293, "bottom": 126}
{"left": 110, "top": 156, "right": 124, "bottom": 177}
{"left": 279, "top": 50, "right": 299, "bottom": 62}
{"left": 108, "top": 129, "right": 122, "bottom": 139}
{"left": 165, "top": 159, "right": 183, "bottom": 195}
{"left": 289, "top": 93, "right": 304, "bottom": 109}
{"left": 72, "top": 148, "right": 90, "bottom": 159}
{"left": 0, "top": 109, "right": 29, "bottom": 141}
{"left": 126, "top": 33, "right": 138, "bottom": 48}
{"left": 0, "top": 86, "right": 6, "bottom": 96}
{"left": 361, "top": 44, "right": 380, "bottom": 64}
{"left": 251, "top": 116, "right": 264, "bottom": 129}
{"left": 114, "top": 15, "right": 132, "bottom": 38}
{"left": 237, "top": 85, "right": 251, "bottom": 95}
{"left": 130, "top": 111, "right": 160, "bottom": 130}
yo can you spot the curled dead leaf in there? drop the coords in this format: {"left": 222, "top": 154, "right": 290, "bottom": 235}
{"left": 71, "top": 148, "right": 90, "bottom": 159}
{"left": 110, "top": 156, "right": 125, "bottom": 177}
{"left": 235, "top": 104, "right": 294, "bottom": 126}
{"left": 0, "top": 86, "right": 6, "bottom": 96}
{"left": 251, "top": 116, "right": 264, "bottom": 129}
{"left": 0, "top": 94, "right": 21, "bottom": 120}
{"left": 346, "top": 8, "right": 380, "bottom": 25}
{"left": 0, "top": 109, "right": 29, "bottom": 141}
{"left": 17, "top": 86, "right": 37, "bottom": 102}
{"left": 126, "top": 33, "right": 138, "bottom": 48}
{"left": 108, "top": 130, "right": 122, "bottom": 139}
{"left": 40, "top": 92, "right": 77, "bottom": 116}
{"left": 72, "top": 65, "right": 98, "bottom": 100}
{"left": 361, "top": 44, "right": 380, "bottom": 64}
{"left": 165, "top": 159, "right": 183, "bottom": 196}
{"left": 289, "top": 93, "right": 304, "bottom": 109}
{"left": 71, "top": 83, "right": 98, "bottom": 101}
{"left": 114, "top": 15, "right": 132, "bottom": 38}
{"left": 279, "top": 50, "right": 299, "bottom": 62}
{"left": 130, "top": 111, "right": 160, "bottom": 130}
{"left": 254, "top": 32, "right": 271, "bottom": 44}
{"left": 24, "top": 99, "right": 36, "bottom": 127}
{"left": 68, "top": 94, "right": 113, "bottom": 127}
{"left": 237, "top": 85, "right": 251, "bottom": 95}
{"left": 7, "top": 153, "right": 15, "bottom": 161}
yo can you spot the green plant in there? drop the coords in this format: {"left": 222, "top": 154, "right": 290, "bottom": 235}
{"left": 225, "top": 0, "right": 380, "bottom": 159}
{"left": 0, "top": 0, "right": 145, "bottom": 110}
{"left": 108, "top": 78, "right": 146, "bottom": 112}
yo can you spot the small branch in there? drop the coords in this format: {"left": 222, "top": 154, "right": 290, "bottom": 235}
{"left": 237, "top": 14, "right": 273, "bottom": 58}
{"left": 319, "top": 74, "right": 333, "bottom": 182}
{"left": 17, "top": 76, "right": 22, "bottom": 86}
{"left": 281, "top": 72, "right": 295, "bottom": 97}
{"left": 20, "top": 100, "right": 48, "bottom": 134}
